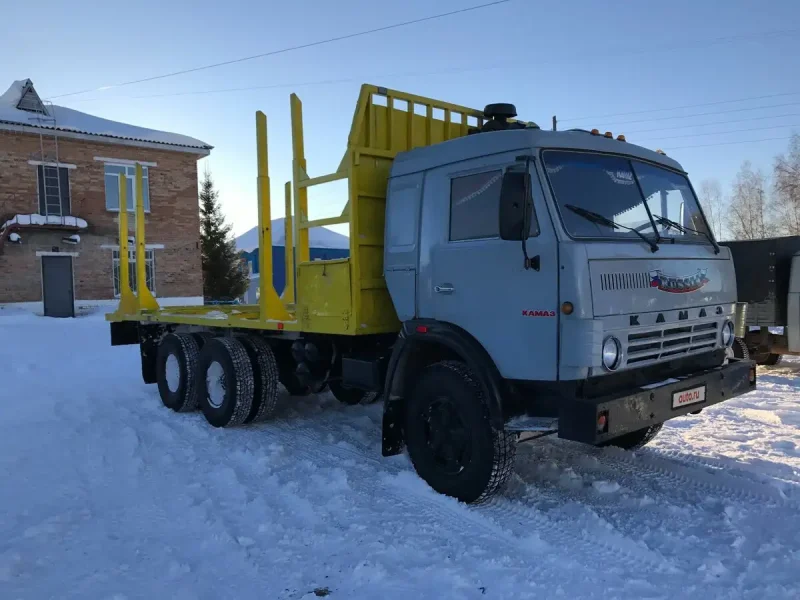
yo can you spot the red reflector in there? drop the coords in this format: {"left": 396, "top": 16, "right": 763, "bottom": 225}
{"left": 598, "top": 414, "right": 607, "bottom": 427}
{"left": 277, "top": 322, "right": 284, "bottom": 330}
{"left": 416, "top": 325, "right": 428, "bottom": 333}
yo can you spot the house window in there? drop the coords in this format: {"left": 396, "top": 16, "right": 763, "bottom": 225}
{"left": 112, "top": 249, "right": 156, "bottom": 296}
{"left": 37, "top": 165, "right": 71, "bottom": 217}
{"left": 449, "top": 170, "right": 503, "bottom": 241}
{"left": 104, "top": 164, "right": 150, "bottom": 212}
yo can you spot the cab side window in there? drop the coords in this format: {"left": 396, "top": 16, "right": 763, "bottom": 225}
{"left": 449, "top": 168, "right": 539, "bottom": 241}
{"left": 449, "top": 170, "right": 503, "bottom": 241}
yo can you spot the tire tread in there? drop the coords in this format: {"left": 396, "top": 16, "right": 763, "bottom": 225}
{"left": 412, "top": 360, "right": 516, "bottom": 504}
{"left": 238, "top": 334, "right": 279, "bottom": 422}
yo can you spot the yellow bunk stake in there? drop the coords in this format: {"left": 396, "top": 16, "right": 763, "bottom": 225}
{"left": 134, "top": 163, "right": 159, "bottom": 311}
{"left": 290, "top": 94, "right": 310, "bottom": 264}
{"left": 256, "top": 111, "right": 292, "bottom": 322}
{"left": 111, "top": 174, "right": 137, "bottom": 316}
{"left": 282, "top": 181, "right": 295, "bottom": 305}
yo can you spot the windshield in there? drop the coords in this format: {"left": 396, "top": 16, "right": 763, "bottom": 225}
{"left": 543, "top": 150, "right": 711, "bottom": 242}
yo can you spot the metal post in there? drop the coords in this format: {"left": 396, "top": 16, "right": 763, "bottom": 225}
{"left": 135, "top": 163, "right": 159, "bottom": 311}
{"left": 552, "top": 115, "right": 557, "bottom": 131}
{"left": 282, "top": 181, "right": 295, "bottom": 305}
{"left": 290, "top": 94, "right": 310, "bottom": 264}
{"left": 112, "top": 174, "right": 137, "bottom": 315}
{"left": 256, "top": 111, "right": 292, "bottom": 322}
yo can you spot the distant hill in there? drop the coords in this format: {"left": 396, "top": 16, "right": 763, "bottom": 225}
{"left": 235, "top": 218, "right": 349, "bottom": 252}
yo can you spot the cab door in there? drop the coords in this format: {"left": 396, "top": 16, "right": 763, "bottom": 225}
{"left": 418, "top": 153, "right": 560, "bottom": 381}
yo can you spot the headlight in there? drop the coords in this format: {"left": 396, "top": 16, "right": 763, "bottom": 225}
{"left": 722, "top": 320, "right": 734, "bottom": 347}
{"left": 602, "top": 336, "right": 621, "bottom": 371}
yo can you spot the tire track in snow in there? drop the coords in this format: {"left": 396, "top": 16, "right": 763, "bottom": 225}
{"left": 598, "top": 446, "right": 800, "bottom": 509}
{"left": 269, "top": 416, "right": 676, "bottom": 575}
{"left": 646, "top": 447, "right": 800, "bottom": 487}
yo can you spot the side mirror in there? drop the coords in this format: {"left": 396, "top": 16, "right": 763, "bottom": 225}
{"left": 499, "top": 170, "right": 531, "bottom": 240}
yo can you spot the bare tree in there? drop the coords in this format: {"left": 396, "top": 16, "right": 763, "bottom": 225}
{"left": 771, "top": 133, "right": 800, "bottom": 236}
{"left": 727, "top": 161, "right": 774, "bottom": 240}
{"left": 697, "top": 178, "right": 725, "bottom": 240}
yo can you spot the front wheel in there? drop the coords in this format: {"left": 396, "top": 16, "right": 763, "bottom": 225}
{"left": 601, "top": 423, "right": 663, "bottom": 451}
{"left": 404, "top": 360, "right": 516, "bottom": 504}
{"left": 757, "top": 353, "right": 782, "bottom": 366}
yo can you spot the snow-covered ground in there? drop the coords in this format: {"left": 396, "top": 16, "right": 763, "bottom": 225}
{"left": 1, "top": 311, "right": 799, "bottom": 599}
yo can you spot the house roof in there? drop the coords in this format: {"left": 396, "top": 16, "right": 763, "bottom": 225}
{"left": 0, "top": 79, "right": 212, "bottom": 153}
{"left": 235, "top": 218, "right": 350, "bottom": 252}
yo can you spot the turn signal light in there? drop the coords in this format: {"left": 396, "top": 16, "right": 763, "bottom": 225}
{"left": 416, "top": 325, "right": 428, "bottom": 334}
{"left": 561, "top": 302, "right": 574, "bottom": 315}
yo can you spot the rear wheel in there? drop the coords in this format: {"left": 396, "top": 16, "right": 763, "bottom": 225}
{"left": 328, "top": 381, "right": 376, "bottom": 405}
{"left": 237, "top": 334, "right": 280, "bottom": 423}
{"left": 156, "top": 333, "right": 200, "bottom": 412}
{"left": 601, "top": 423, "right": 663, "bottom": 451}
{"left": 197, "top": 337, "right": 254, "bottom": 428}
{"left": 274, "top": 346, "right": 311, "bottom": 396}
{"left": 404, "top": 360, "right": 516, "bottom": 504}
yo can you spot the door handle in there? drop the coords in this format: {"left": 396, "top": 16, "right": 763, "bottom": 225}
{"left": 434, "top": 284, "right": 454, "bottom": 294}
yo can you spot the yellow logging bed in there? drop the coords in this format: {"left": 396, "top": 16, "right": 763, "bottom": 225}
{"left": 106, "top": 84, "right": 494, "bottom": 335}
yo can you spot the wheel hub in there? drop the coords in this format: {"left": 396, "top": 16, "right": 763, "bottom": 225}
{"left": 423, "top": 397, "right": 470, "bottom": 474}
{"left": 165, "top": 353, "right": 180, "bottom": 393}
{"left": 206, "top": 361, "right": 226, "bottom": 408}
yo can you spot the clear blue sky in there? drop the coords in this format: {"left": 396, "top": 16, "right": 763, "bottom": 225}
{"left": 2, "top": 0, "right": 799, "bottom": 237}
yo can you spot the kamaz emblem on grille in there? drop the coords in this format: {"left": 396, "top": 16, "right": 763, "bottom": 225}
{"left": 649, "top": 268, "right": 709, "bottom": 293}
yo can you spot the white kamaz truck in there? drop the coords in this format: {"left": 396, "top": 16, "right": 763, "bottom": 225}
{"left": 108, "top": 85, "right": 757, "bottom": 504}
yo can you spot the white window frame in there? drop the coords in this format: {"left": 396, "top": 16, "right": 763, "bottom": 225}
{"left": 112, "top": 249, "right": 156, "bottom": 297}
{"left": 36, "top": 164, "right": 72, "bottom": 217}
{"left": 104, "top": 163, "right": 151, "bottom": 213}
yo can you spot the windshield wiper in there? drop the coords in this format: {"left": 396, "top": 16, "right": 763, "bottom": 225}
{"left": 564, "top": 204, "right": 659, "bottom": 253}
{"left": 651, "top": 214, "right": 720, "bottom": 254}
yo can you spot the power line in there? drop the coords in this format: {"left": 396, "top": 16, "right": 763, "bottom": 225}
{"left": 60, "top": 26, "right": 798, "bottom": 105}
{"left": 600, "top": 101, "right": 800, "bottom": 127}
{"left": 562, "top": 90, "right": 800, "bottom": 122}
{"left": 624, "top": 112, "right": 800, "bottom": 134}
{"left": 47, "top": 0, "right": 512, "bottom": 100}
{"left": 80, "top": 64, "right": 503, "bottom": 102}
{"left": 663, "top": 135, "right": 794, "bottom": 151}
{"left": 635, "top": 122, "right": 800, "bottom": 142}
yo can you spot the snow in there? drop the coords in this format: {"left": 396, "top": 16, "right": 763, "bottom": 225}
{"left": 7, "top": 232, "right": 20, "bottom": 243}
{"left": 0, "top": 79, "right": 210, "bottom": 150}
{"left": 1, "top": 214, "right": 88, "bottom": 230}
{"left": 236, "top": 218, "right": 350, "bottom": 252}
{"left": 1, "top": 313, "right": 799, "bottom": 599}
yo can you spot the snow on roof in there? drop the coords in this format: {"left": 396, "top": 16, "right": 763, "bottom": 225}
{"left": 0, "top": 79, "right": 211, "bottom": 152}
{"left": 236, "top": 218, "right": 350, "bottom": 252}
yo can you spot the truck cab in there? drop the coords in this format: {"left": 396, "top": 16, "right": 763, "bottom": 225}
{"left": 382, "top": 107, "right": 757, "bottom": 502}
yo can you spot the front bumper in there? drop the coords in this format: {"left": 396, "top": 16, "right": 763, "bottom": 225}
{"left": 558, "top": 358, "right": 757, "bottom": 445}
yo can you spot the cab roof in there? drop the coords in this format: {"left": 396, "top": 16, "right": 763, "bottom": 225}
{"left": 390, "top": 128, "right": 684, "bottom": 178}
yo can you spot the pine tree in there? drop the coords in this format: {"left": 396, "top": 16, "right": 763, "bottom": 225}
{"left": 199, "top": 168, "right": 248, "bottom": 301}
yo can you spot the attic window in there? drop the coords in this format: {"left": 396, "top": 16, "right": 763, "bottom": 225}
{"left": 16, "top": 82, "right": 48, "bottom": 115}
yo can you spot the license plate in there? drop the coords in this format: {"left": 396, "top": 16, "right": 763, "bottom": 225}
{"left": 672, "top": 385, "right": 706, "bottom": 409}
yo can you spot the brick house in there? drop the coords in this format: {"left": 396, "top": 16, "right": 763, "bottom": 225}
{"left": 0, "top": 79, "right": 211, "bottom": 316}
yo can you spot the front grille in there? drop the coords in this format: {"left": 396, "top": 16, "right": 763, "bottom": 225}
{"left": 600, "top": 272, "right": 651, "bottom": 291}
{"left": 626, "top": 321, "right": 718, "bottom": 365}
